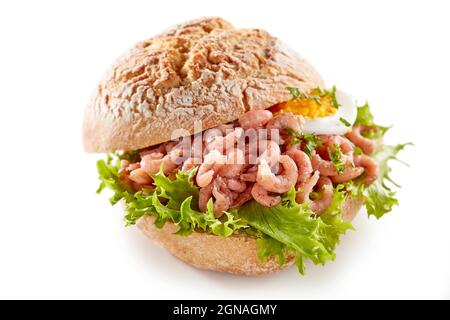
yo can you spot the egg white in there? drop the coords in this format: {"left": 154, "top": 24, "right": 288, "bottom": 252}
{"left": 301, "top": 89, "right": 357, "bottom": 135}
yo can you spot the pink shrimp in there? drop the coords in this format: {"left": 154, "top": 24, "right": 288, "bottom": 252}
{"left": 160, "top": 156, "right": 178, "bottom": 174}
{"left": 140, "top": 151, "right": 178, "bottom": 175}
{"left": 181, "top": 157, "right": 202, "bottom": 171}
{"left": 165, "top": 155, "right": 179, "bottom": 172}
{"left": 119, "top": 160, "right": 131, "bottom": 173}
{"left": 219, "top": 149, "right": 246, "bottom": 178}
{"left": 240, "top": 171, "right": 257, "bottom": 182}
{"left": 139, "top": 144, "right": 166, "bottom": 158}
{"left": 354, "top": 154, "right": 379, "bottom": 185}
{"left": 199, "top": 177, "right": 236, "bottom": 214}
{"left": 203, "top": 128, "right": 224, "bottom": 153}
{"left": 122, "top": 161, "right": 140, "bottom": 174}
{"left": 198, "top": 183, "right": 213, "bottom": 212}
{"left": 284, "top": 136, "right": 301, "bottom": 151}
{"left": 196, "top": 150, "right": 226, "bottom": 187}
{"left": 163, "top": 141, "right": 179, "bottom": 153}
{"left": 312, "top": 135, "right": 358, "bottom": 176}
{"left": 256, "top": 155, "right": 298, "bottom": 193}
{"left": 129, "top": 168, "right": 153, "bottom": 185}
{"left": 317, "top": 135, "right": 354, "bottom": 162}
{"left": 238, "top": 110, "right": 273, "bottom": 129}
{"left": 212, "top": 177, "right": 233, "bottom": 217}
{"left": 258, "top": 140, "right": 281, "bottom": 167}
{"left": 331, "top": 166, "right": 365, "bottom": 184}
{"left": 309, "top": 177, "right": 334, "bottom": 215}
{"left": 251, "top": 183, "right": 281, "bottom": 207}
{"left": 166, "top": 146, "right": 185, "bottom": 168}
{"left": 223, "top": 127, "right": 244, "bottom": 152}
{"left": 226, "top": 178, "right": 247, "bottom": 192}
{"left": 217, "top": 123, "right": 235, "bottom": 134}
{"left": 325, "top": 135, "right": 354, "bottom": 153}
{"left": 190, "top": 134, "right": 204, "bottom": 160}
{"left": 311, "top": 154, "right": 340, "bottom": 176}
{"left": 296, "top": 170, "right": 320, "bottom": 203}
{"left": 244, "top": 142, "right": 256, "bottom": 165}
{"left": 346, "top": 125, "right": 378, "bottom": 155}
{"left": 128, "top": 163, "right": 140, "bottom": 171}
{"left": 119, "top": 161, "right": 139, "bottom": 186}
{"left": 266, "top": 112, "right": 304, "bottom": 134}
{"left": 140, "top": 153, "right": 163, "bottom": 174}
{"left": 284, "top": 149, "right": 313, "bottom": 184}
{"left": 230, "top": 185, "right": 253, "bottom": 208}
{"left": 204, "top": 127, "right": 243, "bottom": 154}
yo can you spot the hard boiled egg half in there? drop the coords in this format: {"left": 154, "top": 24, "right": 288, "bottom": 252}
{"left": 270, "top": 88, "right": 357, "bottom": 135}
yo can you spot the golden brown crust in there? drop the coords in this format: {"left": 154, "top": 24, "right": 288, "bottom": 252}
{"left": 83, "top": 17, "right": 324, "bottom": 152}
{"left": 136, "top": 197, "right": 363, "bottom": 276}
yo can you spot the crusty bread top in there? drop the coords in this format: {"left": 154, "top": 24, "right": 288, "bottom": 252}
{"left": 83, "top": 17, "right": 324, "bottom": 153}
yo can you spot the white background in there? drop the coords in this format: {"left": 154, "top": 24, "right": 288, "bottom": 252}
{"left": 0, "top": 0, "right": 449, "bottom": 300}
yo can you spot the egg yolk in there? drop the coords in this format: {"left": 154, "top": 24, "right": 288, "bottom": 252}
{"left": 270, "top": 91, "right": 337, "bottom": 119}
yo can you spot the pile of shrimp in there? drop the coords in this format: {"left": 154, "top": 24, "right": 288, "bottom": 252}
{"left": 119, "top": 110, "right": 379, "bottom": 218}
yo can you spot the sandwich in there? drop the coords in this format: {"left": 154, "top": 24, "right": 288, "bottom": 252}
{"left": 83, "top": 17, "right": 408, "bottom": 275}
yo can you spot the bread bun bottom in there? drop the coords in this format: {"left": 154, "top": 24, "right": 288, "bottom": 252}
{"left": 136, "top": 197, "right": 364, "bottom": 276}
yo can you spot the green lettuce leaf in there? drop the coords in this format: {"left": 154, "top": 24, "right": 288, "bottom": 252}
{"left": 354, "top": 102, "right": 375, "bottom": 126}
{"left": 285, "top": 129, "right": 323, "bottom": 158}
{"left": 354, "top": 102, "right": 391, "bottom": 140}
{"left": 354, "top": 103, "right": 391, "bottom": 139}
{"left": 96, "top": 155, "right": 129, "bottom": 205}
{"left": 256, "top": 235, "right": 288, "bottom": 266}
{"left": 123, "top": 189, "right": 155, "bottom": 226}
{"left": 97, "top": 154, "right": 247, "bottom": 236}
{"left": 352, "top": 102, "right": 410, "bottom": 218}
{"left": 234, "top": 188, "right": 352, "bottom": 274}
{"left": 152, "top": 168, "right": 199, "bottom": 210}
{"left": 362, "top": 143, "right": 411, "bottom": 219}
{"left": 320, "top": 185, "right": 355, "bottom": 248}
{"left": 364, "top": 182, "right": 398, "bottom": 219}
{"left": 117, "top": 150, "right": 141, "bottom": 163}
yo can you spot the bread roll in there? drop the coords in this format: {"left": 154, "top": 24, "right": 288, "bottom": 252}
{"left": 137, "top": 197, "right": 364, "bottom": 275}
{"left": 83, "top": 17, "right": 323, "bottom": 152}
